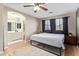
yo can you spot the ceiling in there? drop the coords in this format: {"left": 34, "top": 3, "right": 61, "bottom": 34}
{"left": 2, "top": 3, "right": 79, "bottom": 18}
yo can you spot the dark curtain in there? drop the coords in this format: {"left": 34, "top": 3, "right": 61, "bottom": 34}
{"left": 63, "top": 17, "right": 68, "bottom": 35}
{"left": 42, "top": 20, "right": 45, "bottom": 32}
{"left": 42, "top": 20, "right": 51, "bottom": 33}
{"left": 42, "top": 17, "right": 68, "bottom": 34}
{"left": 50, "top": 19, "right": 64, "bottom": 34}
{"left": 50, "top": 19, "right": 55, "bottom": 33}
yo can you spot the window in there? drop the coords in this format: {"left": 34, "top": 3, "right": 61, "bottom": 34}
{"left": 55, "top": 19, "right": 63, "bottom": 31}
{"left": 17, "top": 23, "right": 21, "bottom": 29}
{"left": 42, "top": 17, "right": 68, "bottom": 34}
{"left": 8, "top": 22, "right": 11, "bottom": 31}
{"left": 45, "top": 20, "right": 51, "bottom": 30}
{"left": 8, "top": 22, "right": 15, "bottom": 31}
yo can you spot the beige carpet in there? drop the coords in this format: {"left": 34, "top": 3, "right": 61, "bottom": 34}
{"left": 11, "top": 45, "right": 56, "bottom": 56}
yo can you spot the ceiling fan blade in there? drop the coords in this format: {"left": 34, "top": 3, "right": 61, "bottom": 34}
{"left": 39, "top": 5, "right": 48, "bottom": 11}
{"left": 35, "top": 3, "right": 45, "bottom": 5}
{"left": 23, "top": 5, "right": 34, "bottom": 7}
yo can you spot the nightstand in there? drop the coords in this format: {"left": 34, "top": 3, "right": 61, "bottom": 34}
{"left": 65, "top": 35, "right": 77, "bottom": 45}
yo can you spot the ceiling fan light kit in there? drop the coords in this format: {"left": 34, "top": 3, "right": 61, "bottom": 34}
{"left": 34, "top": 6, "right": 40, "bottom": 11}
{"left": 23, "top": 3, "right": 48, "bottom": 13}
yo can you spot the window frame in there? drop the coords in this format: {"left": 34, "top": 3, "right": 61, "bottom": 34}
{"left": 45, "top": 20, "right": 51, "bottom": 31}
{"left": 55, "top": 18, "right": 63, "bottom": 31}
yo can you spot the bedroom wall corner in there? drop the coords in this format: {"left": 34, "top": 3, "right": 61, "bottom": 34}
{"left": 24, "top": 16, "right": 40, "bottom": 42}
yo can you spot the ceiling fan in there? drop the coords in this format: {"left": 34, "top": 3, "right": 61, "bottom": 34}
{"left": 23, "top": 3, "right": 48, "bottom": 13}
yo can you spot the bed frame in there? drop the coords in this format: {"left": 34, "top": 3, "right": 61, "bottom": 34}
{"left": 30, "top": 40, "right": 63, "bottom": 56}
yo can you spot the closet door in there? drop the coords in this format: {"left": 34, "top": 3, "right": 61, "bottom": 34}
{"left": 77, "top": 7, "right": 79, "bottom": 45}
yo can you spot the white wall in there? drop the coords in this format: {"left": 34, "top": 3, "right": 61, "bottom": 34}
{"left": 25, "top": 16, "right": 39, "bottom": 41}
{"left": 0, "top": 5, "right": 4, "bottom": 52}
{"left": 0, "top": 5, "right": 8, "bottom": 52}
{"left": 40, "top": 11, "right": 76, "bottom": 36}
{"left": 67, "top": 12, "right": 76, "bottom": 36}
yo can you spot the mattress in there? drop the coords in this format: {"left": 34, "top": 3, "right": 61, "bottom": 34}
{"left": 31, "top": 33, "right": 65, "bottom": 49}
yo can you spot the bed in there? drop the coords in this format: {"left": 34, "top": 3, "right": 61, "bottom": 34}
{"left": 30, "top": 33, "right": 65, "bottom": 56}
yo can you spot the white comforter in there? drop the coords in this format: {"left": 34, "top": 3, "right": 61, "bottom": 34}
{"left": 31, "top": 33, "right": 65, "bottom": 49}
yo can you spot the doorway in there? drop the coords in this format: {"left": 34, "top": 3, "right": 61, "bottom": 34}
{"left": 7, "top": 12, "right": 25, "bottom": 44}
{"left": 4, "top": 11, "right": 26, "bottom": 55}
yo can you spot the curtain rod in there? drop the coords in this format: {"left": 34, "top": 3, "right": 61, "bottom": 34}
{"left": 43, "top": 16, "right": 70, "bottom": 20}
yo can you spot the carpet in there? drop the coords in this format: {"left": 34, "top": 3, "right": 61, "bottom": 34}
{"left": 11, "top": 45, "right": 57, "bottom": 56}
